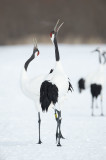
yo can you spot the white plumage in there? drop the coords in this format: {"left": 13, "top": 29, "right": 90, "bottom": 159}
{"left": 21, "top": 20, "right": 73, "bottom": 146}
{"left": 20, "top": 41, "right": 47, "bottom": 144}
{"left": 45, "top": 61, "right": 69, "bottom": 98}
{"left": 20, "top": 52, "right": 45, "bottom": 109}
{"left": 21, "top": 68, "right": 45, "bottom": 111}
{"left": 40, "top": 20, "right": 73, "bottom": 146}
{"left": 78, "top": 47, "right": 106, "bottom": 116}
{"left": 83, "top": 63, "right": 105, "bottom": 89}
{"left": 91, "top": 64, "right": 105, "bottom": 85}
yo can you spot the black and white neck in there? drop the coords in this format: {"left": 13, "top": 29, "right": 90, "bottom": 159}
{"left": 24, "top": 47, "right": 39, "bottom": 71}
{"left": 98, "top": 50, "right": 106, "bottom": 65}
{"left": 24, "top": 54, "right": 34, "bottom": 71}
{"left": 92, "top": 48, "right": 102, "bottom": 64}
{"left": 54, "top": 37, "right": 60, "bottom": 62}
{"left": 102, "top": 51, "right": 106, "bottom": 64}
{"left": 98, "top": 51, "right": 102, "bottom": 64}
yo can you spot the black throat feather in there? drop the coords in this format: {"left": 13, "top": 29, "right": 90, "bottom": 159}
{"left": 54, "top": 38, "right": 60, "bottom": 61}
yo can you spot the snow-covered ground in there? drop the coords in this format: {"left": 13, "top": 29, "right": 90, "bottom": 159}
{"left": 0, "top": 44, "right": 106, "bottom": 160}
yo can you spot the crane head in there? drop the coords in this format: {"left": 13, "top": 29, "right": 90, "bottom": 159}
{"left": 92, "top": 47, "right": 101, "bottom": 53}
{"left": 50, "top": 19, "right": 64, "bottom": 43}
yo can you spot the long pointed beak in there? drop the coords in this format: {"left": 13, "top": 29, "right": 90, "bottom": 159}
{"left": 33, "top": 37, "right": 38, "bottom": 48}
{"left": 54, "top": 19, "right": 64, "bottom": 33}
{"left": 57, "top": 22, "right": 64, "bottom": 32}
{"left": 54, "top": 19, "right": 60, "bottom": 31}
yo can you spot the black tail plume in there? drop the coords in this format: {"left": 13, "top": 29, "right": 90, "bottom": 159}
{"left": 90, "top": 83, "right": 102, "bottom": 98}
{"left": 78, "top": 78, "right": 85, "bottom": 93}
{"left": 40, "top": 81, "right": 58, "bottom": 112}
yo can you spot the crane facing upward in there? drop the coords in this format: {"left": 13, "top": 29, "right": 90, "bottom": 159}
{"left": 40, "top": 20, "right": 73, "bottom": 146}
{"left": 21, "top": 39, "right": 44, "bottom": 144}
{"left": 21, "top": 20, "right": 73, "bottom": 146}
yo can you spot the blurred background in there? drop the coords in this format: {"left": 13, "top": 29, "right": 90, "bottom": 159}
{"left": 0, "top": 1, "right": 106, "bottom": 159}
{"left": 0, "top": 0, "right": 106, "bottom": 45}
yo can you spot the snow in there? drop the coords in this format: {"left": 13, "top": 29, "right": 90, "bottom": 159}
{"left": 0, "top": 44, "right": 106, "bottom": 160}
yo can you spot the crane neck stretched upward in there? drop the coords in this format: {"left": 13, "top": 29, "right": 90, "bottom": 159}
{"left": 97, "top": 49, "right": 103, "bottom": 64}
{"left": 24, "top": 54, "right": 34, "bottom": 71}
{"left": 54, "top": 37, "right": 60, "bottom": 61}
{"left": 98, "top": 52, "right": 101, "bottom": 64}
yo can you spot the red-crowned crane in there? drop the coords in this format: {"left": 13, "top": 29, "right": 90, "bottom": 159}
{"left": 40, "top": 20, "right": 73, "bottom": 146}
{"left": 21, "top": 40, "right": 45, "bottom": 144}
{"left": 21, "top": 21, "right": 73, "bottom": 147}
{"left": 78, "top": 47, "right": 106, "bottom": 116}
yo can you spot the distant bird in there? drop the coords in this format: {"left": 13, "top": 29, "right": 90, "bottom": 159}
{"left": 40, "top": 20, "right": 73, "bottom": 146}
{"left": 78, "top": 47, "right": 106, "bottom": 116}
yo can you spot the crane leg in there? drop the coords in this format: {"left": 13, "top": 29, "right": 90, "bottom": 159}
{"left": 37, "top": 112, "right": 42, "bottom": 144}
{"left": 96, "top": 99, "right": 98, "bottom": 108}
{"left": 91, "top": 97, "right": 94, "bottom": 116}
{"left": 55, "top": 110, "right": 65, "bottom": 142}
{"left": 55, "top": 110, "right": 65, "bottom": 146}
{"left": 57, "top": 111, "right": 61, "bottom": 146}
{"left": 100, "top": 93, "right": 104, "bottom": 116}
{"left": 59, "top": 111, "right": 65, "bottom": 139}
